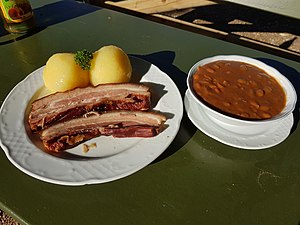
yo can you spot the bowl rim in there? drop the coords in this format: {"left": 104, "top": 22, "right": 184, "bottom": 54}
{"left": 187, "top": 55, "right": 297, "bottom": 125}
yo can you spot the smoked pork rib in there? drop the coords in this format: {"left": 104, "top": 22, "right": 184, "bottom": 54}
{"left": 28, "top": 83, "right": 151, "bottom": 132}
{"left": 40, "top": 111, "right": 167, "bottom": 152}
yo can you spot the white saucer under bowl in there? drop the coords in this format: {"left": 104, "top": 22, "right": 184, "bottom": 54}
{"left": 184, "top": 90, "right": 294, "bottom": 150}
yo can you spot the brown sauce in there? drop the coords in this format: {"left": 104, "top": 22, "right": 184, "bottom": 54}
{"left": 192, "top": 60, "right": 286, "bottom": 120}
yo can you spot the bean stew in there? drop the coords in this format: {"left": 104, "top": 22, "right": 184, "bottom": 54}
{"left": 192, "top": 60, "right": 286, "bottom": 120}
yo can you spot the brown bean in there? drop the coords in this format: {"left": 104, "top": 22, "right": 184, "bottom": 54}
{"left": 204, "top": 86, "right": 213, "bottom": 93}
{"left": 256, "top": 89, "right": 265, "bottom": 97}
{"left": 194, "top": 83, "right": 201, "bottom": 90}
{"left": 216, "top": 82, "right": 224, "bottom": 89}
{"left": 204, "top": 74, "right": 212, "bottom": 80}
{"left": 199, "top": 80, "right": 210, "bottom": 85}
{"left": 259, "top": 105, "right": 270, "bottom": 111}
{"left": 237, "top": 79, "right": 246, "bottom": 84}
{"left": 250, "top": 100, "right": 260, "bottom": 109}
{"left": 206, "top": 67, "right": 215, "bottom": 73}
{"left": 212, "top": 78, "right": 218, "bottom": 84}
{"left": 259, "top": 72, "right": 268, "bottom": 77}
{"left": 249, "top": 80, "right": 257, "bottom": 87}
{"left": 208, "top": 84, "right": 221, "bottom": 93}
{"left": 213, "top": 64, "right": 220, "bottom": 69}
{"left": 223, "top": 102, "right": 231, "bottom": 107}
{"left": 240, "top": 64, "right": 248, "bottom": 71}
{"left": 250, "top": 106, "right": 258, "bottom": 113}
{"left": 240, "top": 112, "right": 250, "bottom": 118}
{"left": 214, "top": 88, "right": 221, "bottom": 94}
{"left": 222, "top": 80, "right": 229, "bottom": 86}
{"left": 204, "top": 77, "right": 213, "bottom": 82}
{"left": 261, "top": 112, "right": 271, "bottom": 119}
{"left": 240, "top": 98, "right": 247, "bottom": 103}
{"left": 197, "top": 66, "right": 205, "bottom": 72}
{"left": 193, "top": 74, "right": 201, "bottom": 81}
{"left": 263, "top": 86, "right": 272, "bottom": 93}
{"left": 208, "top": 84, "right": 217, "bottom": 89}
{"left": 255, "top": 74, "right": 262, "bottom": 80}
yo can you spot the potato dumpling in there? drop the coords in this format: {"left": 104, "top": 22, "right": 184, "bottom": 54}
{"left": 43, "top": 53, "right": 90, "bottom": 93}
{"left": 89, "top": 45, "right": 132, "bottom": 86}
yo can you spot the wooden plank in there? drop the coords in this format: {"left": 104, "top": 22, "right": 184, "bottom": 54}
{"left": 105, "top": 0, "right": 217, "bottom": 14}
{"left": 153, "top": 14, "right": 300, "bottom": 59}
{"left": 224, "top": 0, "right": 300, "bottom": 19}
{"left": 153, "top": 13, "right": 228, "bottom": 36}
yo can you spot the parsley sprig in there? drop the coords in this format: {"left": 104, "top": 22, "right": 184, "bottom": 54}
{"left": 74, "top": 49, "right": 93, "bottom": 70}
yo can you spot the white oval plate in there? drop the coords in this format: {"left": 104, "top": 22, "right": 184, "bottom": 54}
{"left": 0, "top": 56, "right": 183, "bottom": 185}
{"left": 184, "top": 90, "right": 293, "bottom": 150}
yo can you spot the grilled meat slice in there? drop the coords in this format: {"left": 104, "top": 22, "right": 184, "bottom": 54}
{"left": 28, "top": 83, "right": 151, "bottom": 132}
{"left": 40, "top": 110, "right": 167, "bottom": 152}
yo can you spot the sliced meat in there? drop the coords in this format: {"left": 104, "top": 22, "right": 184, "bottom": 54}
{"left": 28, "top": 83, "right": 151, "bottom": 132}
{"left": 40, "top": 110, "right": 167, "bottom": 152}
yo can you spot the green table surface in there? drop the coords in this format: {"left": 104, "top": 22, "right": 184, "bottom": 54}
{"left": 1, "top": 1, "right": 300, "bottom": 225}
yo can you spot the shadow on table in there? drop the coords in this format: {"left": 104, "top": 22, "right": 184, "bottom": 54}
{"left": 258, "top": 58, "right": 300, "bottom": 134}
{"left": 0, "top": 0, "right": 99, "bottom": 45}
{"left": 132, "top": 51, "right": 197, "bottom": 163}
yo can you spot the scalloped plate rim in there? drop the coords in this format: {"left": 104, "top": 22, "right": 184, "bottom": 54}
{"left": 0, "top": 56, "right": 183, "bottom": 185}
